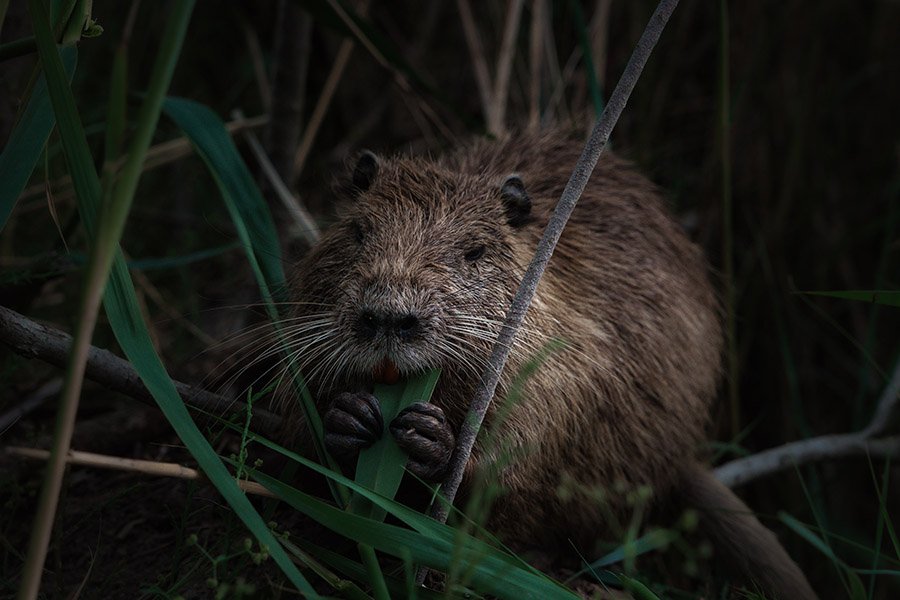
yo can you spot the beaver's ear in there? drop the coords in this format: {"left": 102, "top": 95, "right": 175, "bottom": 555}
{"left": 352, "top": 150, "right": 379, "bottom": 194}
{"left": 500, "top": 174, "right": 531, "bottom": 227}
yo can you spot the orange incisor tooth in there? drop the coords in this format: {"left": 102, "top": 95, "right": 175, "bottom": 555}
{"left": 373, "top": 358, "right": 400, "bottom": 385}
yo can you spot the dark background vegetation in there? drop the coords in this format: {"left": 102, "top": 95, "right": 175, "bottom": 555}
{"left": 1, "top": 0, "right": 898, "bottom": 597}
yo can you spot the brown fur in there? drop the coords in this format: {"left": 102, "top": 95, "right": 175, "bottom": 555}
{"left": 284, "top": 131, "right": 815, "bottom": 598}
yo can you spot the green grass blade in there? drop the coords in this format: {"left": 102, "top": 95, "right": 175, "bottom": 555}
{"left": 350, "top": 369, "right": 441, "bottom": 519}
{"left": 241, "top": 430, "right": 538, "bottom": 555}
{"left": 567, "top": 529, "right": 678, "bottom": 581}
{"left": 25, "top": 2, "right": 316, "bottom": 596}
{"left": 802, "top": 290, "right": 900, "bottom": 307}
{"left": 616, "top": 575, "right": 661, "bottom": 600}
{"left": 294, "top": 539, "right": 453, "bottom": 600}
{"left": 279, "top": 538, "right": 373, "bottom": 600}
{"left": 161, "top": 97, "right": 285, "bottom": 299}
{"left": 160, "top": 96, "right": 332, "bottom": 478}
{"left": 0, "top": 45, "right": 76, "bottom": 231}
{"left": 246, "top": 466, "right": 579, "bottom": 600}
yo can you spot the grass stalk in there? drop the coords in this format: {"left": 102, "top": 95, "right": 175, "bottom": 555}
{"left": 17, "top": 2, "right": 194, "bottom": 597}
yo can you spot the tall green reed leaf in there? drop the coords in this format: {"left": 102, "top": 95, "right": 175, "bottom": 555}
{"left": 246, "top": 464, "right": 579, "bottom": 600}
{"left": 20, "top": 1, "right": 316, "bottom": 597}
{"left": 0, "top": 46, "right": 76, "bottom": 231}
{"left": 160, "top": 97, "right": 331, "bottom": 471}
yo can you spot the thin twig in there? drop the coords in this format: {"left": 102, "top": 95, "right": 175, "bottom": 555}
{"left": 18, "top": 115, "right": 268, "bottom": 205}
{"left": 291, "top": 38, "right": 357, "bottom": 186}
{"left": 291, "top": 0, "right": 371, "bottom": 187}
{"left": 714, "top": 434, "right": 900, "bottom": 488}
{"left": 490, "top": 0, "right": 525, "bottom": 135}
{"left": 715, "top": 358, "right": 900, "bottom": 487}
{"left": 264, "top": 0, "right": 311, "bottom": 185}
{"left": 0, "top": 304, "right": 281, "bottom": 434}
{"left": 863, "top": 357, "right": 900, "bottom": 438}
{"left": 128, "top": 261, "right": 219, "bottom": 347}
{"left": 231, "top": 110, "right": 320, "bottom": 246}
{"left": 240, "top": 19, "right": 272, "bottom": 111}
{"left": 6, "top": 446, "right": 276, "bottom": 498}
{"left": 431, "top": 0, "right": 682, "bottom": 525}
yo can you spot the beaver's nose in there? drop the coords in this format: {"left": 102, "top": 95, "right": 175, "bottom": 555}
{"left": 356, "top": 310, "right": 421, "bottom": 341}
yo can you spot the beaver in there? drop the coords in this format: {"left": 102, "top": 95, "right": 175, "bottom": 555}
{"left": 283, "top": 131, "right": 816, "bottom": 599}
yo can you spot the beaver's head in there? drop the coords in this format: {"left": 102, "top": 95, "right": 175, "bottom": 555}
{"left": 289, "top": 151, "right": 534, "bottom": 388}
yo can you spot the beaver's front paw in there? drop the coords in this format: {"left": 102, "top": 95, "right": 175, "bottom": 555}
{"left": 389, "top": 402, "right": 455, "bottom": 482}
{"left": 324, "top": 392, "right": 383, "bottom": 462}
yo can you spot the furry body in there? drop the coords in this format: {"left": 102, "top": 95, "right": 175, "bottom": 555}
{"left": 285, "top": 132, "right": 814, "bottom": 598}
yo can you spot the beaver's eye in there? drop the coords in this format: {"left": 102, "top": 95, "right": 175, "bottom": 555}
{"left": 464, "top": 245, "right": 486, "bottom": 262}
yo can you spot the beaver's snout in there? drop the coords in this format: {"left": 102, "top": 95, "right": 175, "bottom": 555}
{"left": 355, "top": 308, "right": 422, "bottom": 342}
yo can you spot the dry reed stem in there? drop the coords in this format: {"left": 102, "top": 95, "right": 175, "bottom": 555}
{"left": 291, "top": 38, "right": 357, "bottom": 185}
{"left": 590, "top": 0, "right": 613, "bottom": 89}
{"left": 7, "top": 446, "right": 277, "bottom": 498}
{"left": 528, "top": 0, "right": 545, "bottom": 131}
{"left": 18, "top": 115, "right": 268, "bottom": 205}
{"left": 241, "top": 21, "right": 272, "bottom": 111}
{"left": 231, "top": 110, "right": 320, "bottom": 246}
{"left": 491, "top": 0, "right": 525, "bottom": 134}
{"left": 456, "top": 0, "right": 495, "bottom": 130}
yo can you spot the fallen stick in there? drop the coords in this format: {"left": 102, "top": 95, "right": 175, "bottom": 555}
{"left": 0, "top": 304, "right": 281, "bottom": 435}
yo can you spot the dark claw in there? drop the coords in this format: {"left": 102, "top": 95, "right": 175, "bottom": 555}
{"left": 389, "top": 402, "right": 455, "bottom": 482}
{"left": 324, "top": 391, "right": 383, "bottom": 461}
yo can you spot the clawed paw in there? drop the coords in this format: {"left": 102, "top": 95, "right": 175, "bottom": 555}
{"left": 389, "top": 402, "right": 455, "bottom": 482}
{"left": 323, "top": 391, "right": 383, "bottom": 462}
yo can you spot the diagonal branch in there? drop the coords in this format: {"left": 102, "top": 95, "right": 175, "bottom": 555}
{"left": 715, "top": 358, "right": 900, "bottom": 487}
{"left": 431, "top": 0, "right": 682, "bottom": 525}
{"left": 0, "top": 304, "right": 281, "bottom": 435}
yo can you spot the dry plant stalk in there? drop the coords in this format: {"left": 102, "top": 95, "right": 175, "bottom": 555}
{"left": 456, "top": 0, "right": 525, "bottom": 136}
{"left": 231, "top": 109, "right": 321, "bottom": 246}
{"left": 7, "top": 446, "right": 276, "bottom": 498}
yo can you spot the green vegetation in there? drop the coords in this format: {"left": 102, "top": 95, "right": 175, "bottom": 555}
{"left": 0, "top": 1, "right": 897, "bottom": 598}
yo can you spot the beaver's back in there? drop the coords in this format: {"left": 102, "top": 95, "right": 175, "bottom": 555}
{"left": 443, "top": 132, "right": 722, "bottom": 550}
